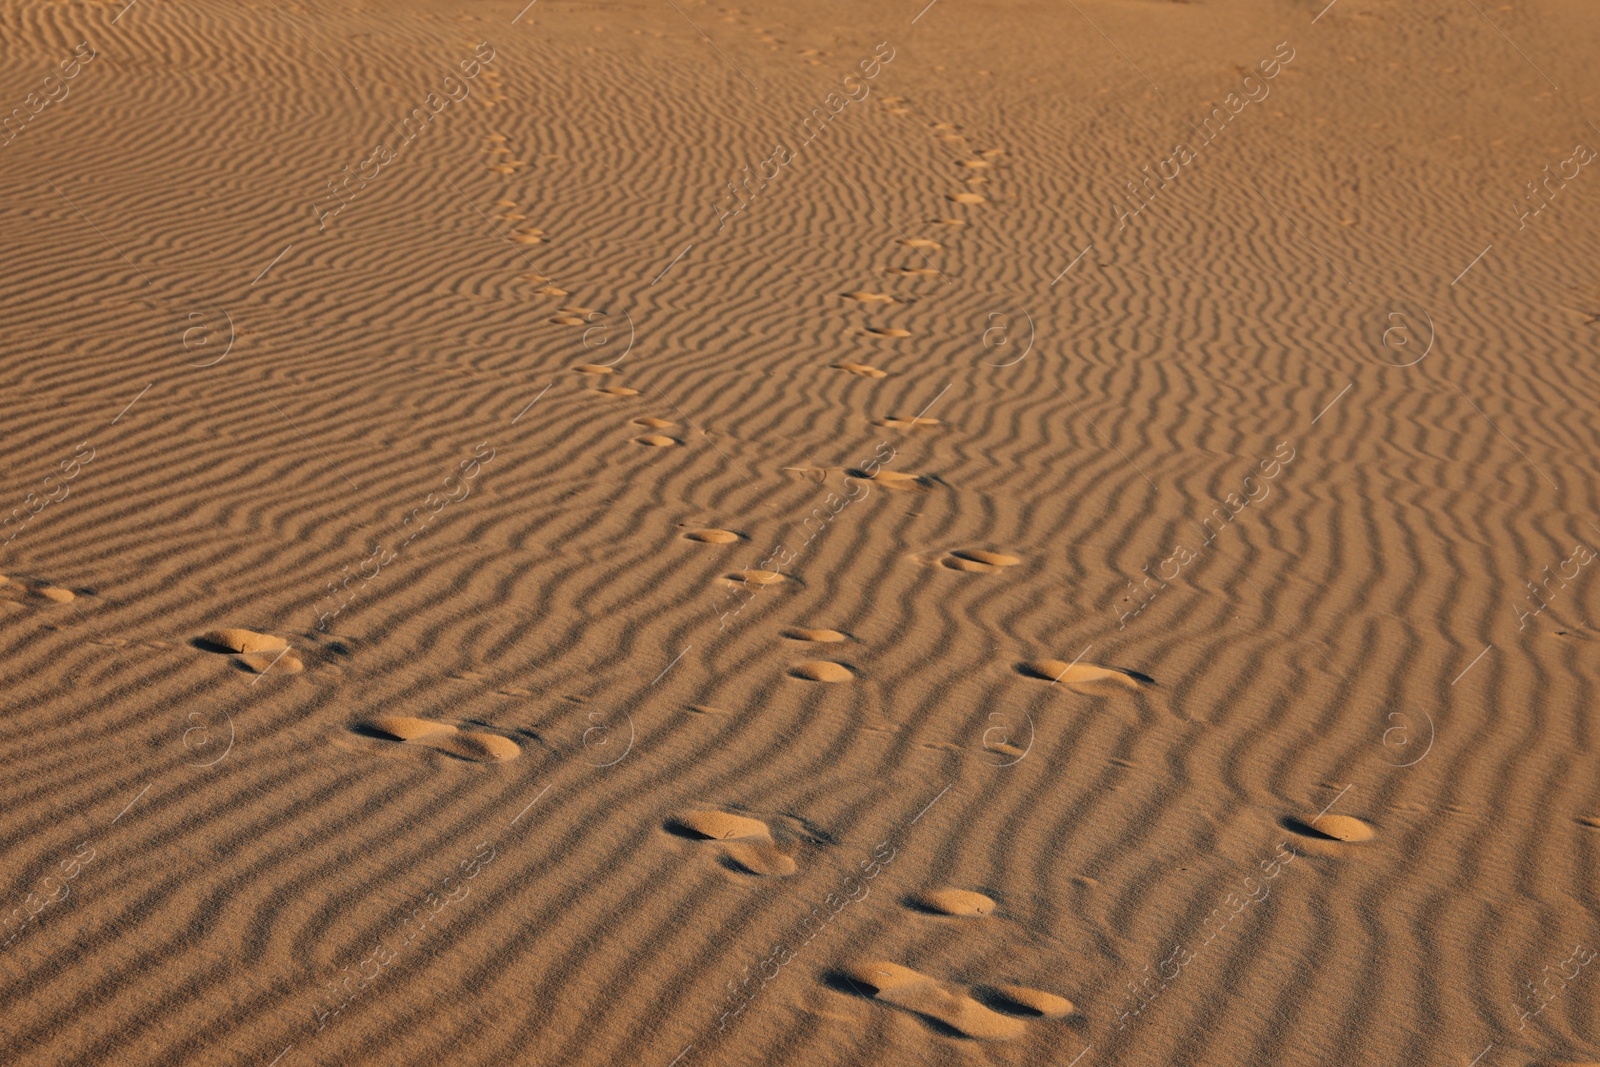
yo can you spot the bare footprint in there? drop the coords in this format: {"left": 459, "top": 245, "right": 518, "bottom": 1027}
{"left": 362, "top": 716, "right": 521, "bottom": 763}
{"left": 1017, "top": 660, "right": 1155, "bottom": 691}
{"left": 832, "top": 362, "right": 889, "bottom": 378}
{"left": 670, "top": 810, "right": 797, "bottom": 877}
{"left": 838, "top": 961, "right": 1025, "bottom": 1040}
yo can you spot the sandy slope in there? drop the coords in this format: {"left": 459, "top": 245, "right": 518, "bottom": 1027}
{"left": 2, "top": 0, "right": 1599, "bottom": 1063}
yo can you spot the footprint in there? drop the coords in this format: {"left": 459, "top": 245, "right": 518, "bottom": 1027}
{"left": 941, "top": 549, "right": 1022, "bottom": 573}
{"left": 593, "top": 386, "right": 640, "bottom": 397}
{"left": 947, "top": 192, "right": 987, "bottom": 205}
{"left": 789, "top": 660, "right": 854, "bottom": 682}
{"left": 782, "top": 626, "right": 848, "bottom": 643}
{"left": 899, "top": 238, "right": 942, "bottom": 251}
{"left": 724, "top": 570, "right": 786, "bottom": 586}
{"left": 985, "top": 985, "right": 1074, "bottom": 1018}
{"left": 1016, "top": 660, "right": 1155, "bottom": 690}
{"left": 863, "top": 327, "right": 912, "bottom": 338}
{"left": 837, "top": 961, "right": 1026, "bottom": 1040}
{"left": 958, "top": 159, "right": 993, "bottom": 169}
{"left": 633, "top": 417, "right": 676, "bottom": 429}
{"left": 573, "top": 364, "right": 614, "bottom": 375}
{"left": 669, "top": 810, "right": 797, "bottom": 877}
{"left": 873, "top": 415, "right": 941, "bottom": 430}
{"left": 860, "top": 469, "right": 931, "bottom": 493}
{"left": 240, "top": 649, "right": 304, "bottom": 674}
{"left": 832, "top": 362, "right": 889, "bottom": 378}
{"left": 634, "top": 434, "right": 681, "bottom": 447}
{"left": 683, "top": 528, "right": 742, "bottom": 544}
{"left": 34, "top": 586, "right": 76, "bottom": 604}
{"left": 912, "top": 888, "right": 996, "bottom": 917}
{"left": 1287, "top": 813, "right": 1375, "bottom": 843}
{"left": 843, "top": 291, "right": 903, "bottom": 304}
{"left": 550, "top": 314, "right": 586, "bottom": 325}
{"left": 885, "top": 267, "right": 941, "bottom": 277}
{"left": 362, "top": 716, "right": 521, "bottom": 763}
{"left": 200, "top": 628, "right": 289, "bottom": 654}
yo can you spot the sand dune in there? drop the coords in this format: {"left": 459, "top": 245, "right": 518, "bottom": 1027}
{"left": 2, "top": 0, "right": 1599, "bottom": 1063}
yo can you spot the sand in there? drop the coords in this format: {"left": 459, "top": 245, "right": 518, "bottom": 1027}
{"left": 2, "top": 0, "right": 1600, "bottom": 1063}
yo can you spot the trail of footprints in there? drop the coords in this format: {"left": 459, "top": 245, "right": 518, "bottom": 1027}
{"left": 664, "top": 800, "right": 1075, "bottom": 1043}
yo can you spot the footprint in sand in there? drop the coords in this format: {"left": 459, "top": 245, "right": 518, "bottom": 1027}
{"left": 958, "top": 159, "right": 993, "bottom": 169}
{"left": 862, "top": 327, "right": 912, "bottom": 338}
{"left": 873, "top": 415, "right": 941, "bottom": 430}
{"left": 836, "top": 961, "right": 1026, "bottom": 1040}
{"left": 198, "top": 628, "right": 305, "bottom": 675}
{"left": 1016, "top": 660, "right": 1155, "bottom": 690}
{"left": 843, "top": 291, "right": 904, "bottom": 304}
{"left": 789, "top": 660, "right": 854, "bottom": 682}
{"left": 885, "top": 266, "right": 941, "bottom": 277}
{"left": 669, "top": 810, "right": 797, "bottom": 876}
{"left": 683, "top": 528, "right": 743, "bottom": 544}
{"left": 593, "top": 386, "right": 640, "bottom": 397}
{"left": 941, "top": 549, "right": 1022, "bottom": 573}
{"left": 832, "top": 362, "right": 889, "bottom": 378}
{"left": 781, "top": 626, "right": 848, "bottom": 643}
{"left": 911, "top": 888, "right": 997, "bottom": 917}
{"left": 724, "top": 569, "right": 787, "bottom": 588}
{"left": 948, "top": 192, "right": 987, "bottom": 205}
{"left": 361, "top": 716, "right": 520, "bottom": 763}
{"left": 511, "top": 228, "right": 545, "bottom": 245}
{"left": 633, "top": 417, "right": 675, "bottom": 429}
{"left": 634, "top": 434, "right": 681, "bottom": 447}
{"left": 1285, "top": 813, "right": 1375, "bottom": 843}
{"left": 855, "top": 469, "right": 932, "bottom": 493}
{"left": 899, "top": 238, "right": 942, "bottom": 251}
{"left": 573, "top": 364, "right": 614, "bottom": 375}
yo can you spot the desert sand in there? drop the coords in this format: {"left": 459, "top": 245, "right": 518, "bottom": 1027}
{"left": 2, "top": 0, "right": 1599, "bottom": 1064}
